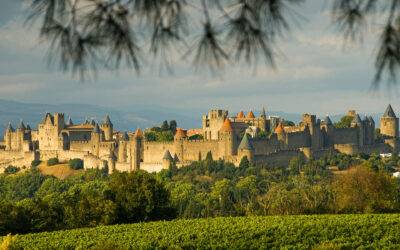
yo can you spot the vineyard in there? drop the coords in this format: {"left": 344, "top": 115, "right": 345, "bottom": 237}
{"left": 2, "top": 214, "right": 400, "bottom": 249}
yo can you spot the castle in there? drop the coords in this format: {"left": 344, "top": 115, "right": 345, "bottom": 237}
{"left": 0, "top": 105, "right": 398, "bottom": 173}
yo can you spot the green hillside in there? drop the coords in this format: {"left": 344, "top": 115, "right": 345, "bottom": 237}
{"left": 3, "top": 214, "right": 400, "bottom": 249}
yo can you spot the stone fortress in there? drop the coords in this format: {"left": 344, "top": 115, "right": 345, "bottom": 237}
{"left": 0, "top": 105, "right": 398, "bottom": 173}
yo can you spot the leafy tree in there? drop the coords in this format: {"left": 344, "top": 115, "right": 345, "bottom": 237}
{"left": 188, "top": 134, "right": 204, "bottom": 140}
{"left": 332, "top": 166, "right": 399, "bottom": 213}
{"left": 161, "top": 120, "right": 170, "bottom": 131}
{"left": 288, "top": 156, "right": 303, "bottom": 175}
{"left": 4, "top": 166, "right": 20, "bottom": 175}
{"left": 109, "top": 171, "right": 174, "bottom": 223}
{"left": 24, "top": 0, "right": 400, "bottom": 86}
{"left": 334, "top": 116, "right": 353, "bottom": 128}
{"left": 69, "top": 158, "right": 84, "bottom": 170}
{"left": 31, "top": 160, "right": 42, "bottom": 168}
{"left": 169, "top": 120, "right": 177, "bottom": 133}
{"left": 144, "top": 131, "right": 157, "bottom": 141}
{"left": 282, "top": 120, "right": 295, "bottom": 126}
{"left": 239, "top": 156, "right": 250, "bottom": 169}
{"left": 47, "top": 158, "right": 59, "bottom": 166}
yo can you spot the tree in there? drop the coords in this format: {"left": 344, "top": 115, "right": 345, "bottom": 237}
{"left": 109, "top": 171, "right": 174, "bottom": 222}
{"left": 332, "top": 166, "right": 399, "bottom": 213}
{"left": 25, "top": 0, "right": 400, "bottom": 86}
{"left": 161, "top": 120, "right": 170, "bottom": 131}
{"left": 334, "top": 115, "right": 353, "bottom": 128}
{"left": 68, "top": 158, "right": 84, "bottom": 170}
{"left": 239, "top": 156, "right": 250, "bottom": 169}
{"left": 169, "top": 120, "right": 177, "bottom": 133}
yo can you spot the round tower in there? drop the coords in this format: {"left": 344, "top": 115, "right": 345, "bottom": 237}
{"left": 174, "top": 128, "right": 187, "bottom": 162}
{"left": 91, "top": 123, "right": 101, "bottom": 156}
{"left": 118, "top": 132, "right": 129, "bottom": 163}
{"left": 238, "top": 133, "right": 254, "bottom": 163}
{"left": 131, "top": 128, "right": 143, "bottom": 171}
{"left": 218, "top": 119, "right": 236, "bottom": 159}
{"left": 4, "top": 122, "right": 14, "bottom": 150}
{"left": 101, "top": 115, "right": 113, "bottom": 141}
{"left": 162, "top": 150, "right": 173, "bottom": 169}
{"left": 380, "top": 104, "right": 399, "bottom": 138}
{"left": 275, "top": 122, "right": 286, "bottom": 142}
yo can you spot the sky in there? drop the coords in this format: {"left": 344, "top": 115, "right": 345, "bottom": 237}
{"left": 0, "top": 0, "right": 399, "bottom": 117}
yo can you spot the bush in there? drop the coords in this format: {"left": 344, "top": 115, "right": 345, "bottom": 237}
{"left": 47, "top": 158, "right": 59, "bottom": 166}
{"left": 31, "top": 160, "right": 41, "bottom": 168}
{"left": 4, "top": 166, "right": 20, "bottom": 175}
{"left": 69, "top": 159, "right": 84, "bottom": 170}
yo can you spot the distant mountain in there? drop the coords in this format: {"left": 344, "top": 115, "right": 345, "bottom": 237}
{"left": 0, "top": 99, "right": 383, "bottom": 138}
{"left": 0, "top": 99, "right": 200, "bottom": 136}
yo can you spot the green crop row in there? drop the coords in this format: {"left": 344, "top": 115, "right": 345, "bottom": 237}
{"left": 3, "top": 214, "right": 400, "bottom": 249}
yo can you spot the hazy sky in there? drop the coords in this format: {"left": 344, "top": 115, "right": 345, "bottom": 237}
{"left": 0, "top": 1, "right": 399, "bottom": 116}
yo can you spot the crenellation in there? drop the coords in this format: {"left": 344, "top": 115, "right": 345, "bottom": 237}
{"left": 0, "top": 105, "right": 398, "bottom": 172}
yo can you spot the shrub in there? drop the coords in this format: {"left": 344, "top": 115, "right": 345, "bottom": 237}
{"left": 0, "top": 234, "right": 17, "bottom": 250}
{"left": 4, "top": 166, "right": 20, "bottom": 175}
{"left": 47, "top": 158, "right": 59, "bottom": 166}
{"left": 31, "top": 160, "right": 41, "bottom": 168}
{"left": 69, "top": 158, "right": 84, "bottom": 170}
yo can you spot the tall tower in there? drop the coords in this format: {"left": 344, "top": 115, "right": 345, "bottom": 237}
{"left": 54, "top": 113, "right": 65, "bottom": 134}
{"left": 351, "top": 114, "right": 365, "bottom": 146}
{"left": 118, "top": 132, "right": 129, "bottom": 163}
{"left": 4, "top": 122, "right": 14, "bottom": 150}
{"left": 91, "top": 123, "right": 101, "bottom": 156}
{"left": 302, "top": 114, "right": 323, "bottom": 150}
{"left": 380, "top": 104, "right": 399, "bottom": 138}
{"left": 173, "top": 128, "right": 187, "bottom": 162}
{"left": 101, "top": 115, "right": 113, "bottom": 141}
{"left": 218, "top": 119, "right": 236, "bottom": 159}
{"left": 162, "top": 150, "right": 173, "bottom": 169}
{"left": 321, "top": 115, "right": 334, "bottom": 147}
{"left": 130, "top": 128, "right": 143, "bottom": 171}
{"left": 237, "top": 133, "right": 254, "bottom": 163}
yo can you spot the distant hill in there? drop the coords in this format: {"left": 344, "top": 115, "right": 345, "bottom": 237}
{"left": 0, "top": 99, "right": 200, "bottom": 136}
{"left": 0, "top": 99, "right": 383, "bottom": 137}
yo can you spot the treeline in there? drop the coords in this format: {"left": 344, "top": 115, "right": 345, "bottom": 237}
{"left": 0, "top": 153, "right": 399, "bottom": 235}
{"left": 0, "top": 169, "right": 173, "bottom": 235}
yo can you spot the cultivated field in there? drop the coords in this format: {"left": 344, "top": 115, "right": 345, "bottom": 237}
{"left": 2, "top": 214, "right": 400, "bottom": 249}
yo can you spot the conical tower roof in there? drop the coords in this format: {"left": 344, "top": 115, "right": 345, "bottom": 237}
{"left": 238, "top": 133, "right": 253, "bottom": 150}
{"left": 103, "top": 114, "right": 112, "bottom": 125}
{"left": 6, "top": 122, "right": 14, "bottom": 132}
{"left": 18, "top": 120, "right": 26, "bottom": 130}
{"left": 163, "top": 150, "right": 173, "bottom": 161}
{"left": 237, "top": 111, "right": 245, "bottom": 119}
{"left": 220, "top": 119, "right": 233, "bottom": 132}
{"left": 368, "top": 116, "right": 375, "bottom": 124}
{"left": 93, "top": 123, "right": 101, "bottom": 133}
{"left": 274, "top": 122, "right": 285, "bottom": 134}
{"left": 26, "top": 124, "right": 31, "bottom": 130}
{"left": 324, "top": 116, "right": 332, "bottom": 125}
{"left": 383, "top": 104, "right": 396, "bottom": 118}
{"left": 67, "top": 117, "right": 73, "bottom": 126}
{"left": 352, "top": 114, "right": 362, "bottom": 125}
{"left": 90, "top": 119, "right": 96, "bottom": 126}
{"left": 246, "top": 111, "right": 255, "bottom": 119}
{"left": 122, "top": 132, "right": 129, "bottom": 141}
{"left": 135, "top": 128, "right": 143, "bottom": 138}
{"left": 261, "top": 107, "right": 267, "bottom": 118}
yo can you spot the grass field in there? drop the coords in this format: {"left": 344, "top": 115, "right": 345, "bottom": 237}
{"left": 38, "top": 162, "right": 82, "bottom": 180}
{"left": 2, "top": 214, "right": 400, "bottom": 249}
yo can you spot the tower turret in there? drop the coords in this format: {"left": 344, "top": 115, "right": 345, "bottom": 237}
{"left": 118, "top": 132, "right": 129, "bottom": 163}
{"left": 351, "top": 114, "right": 365, "bottom": 146}
{"left": 91, "top": 123, "right": 101, "bottom": 156}
{"left": 130, "top": 128, "right": 143, "bottom": 171}
{"left": 380, "top": 104, "right": 399, "bottom": 138}
{"left": 218, "top": 119, "right": 236, "bottom": 159}
{"left": 238, "top": 133, "right": 254, "bottom": 163}
{"left": 4, "top": 122, "right": 14, "bottom": 150}
{"left": 101, "top": 115, "right": 113, "bottom": 141}
{"left": 162, "top": 150, "right": 173, "bottom": 169}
